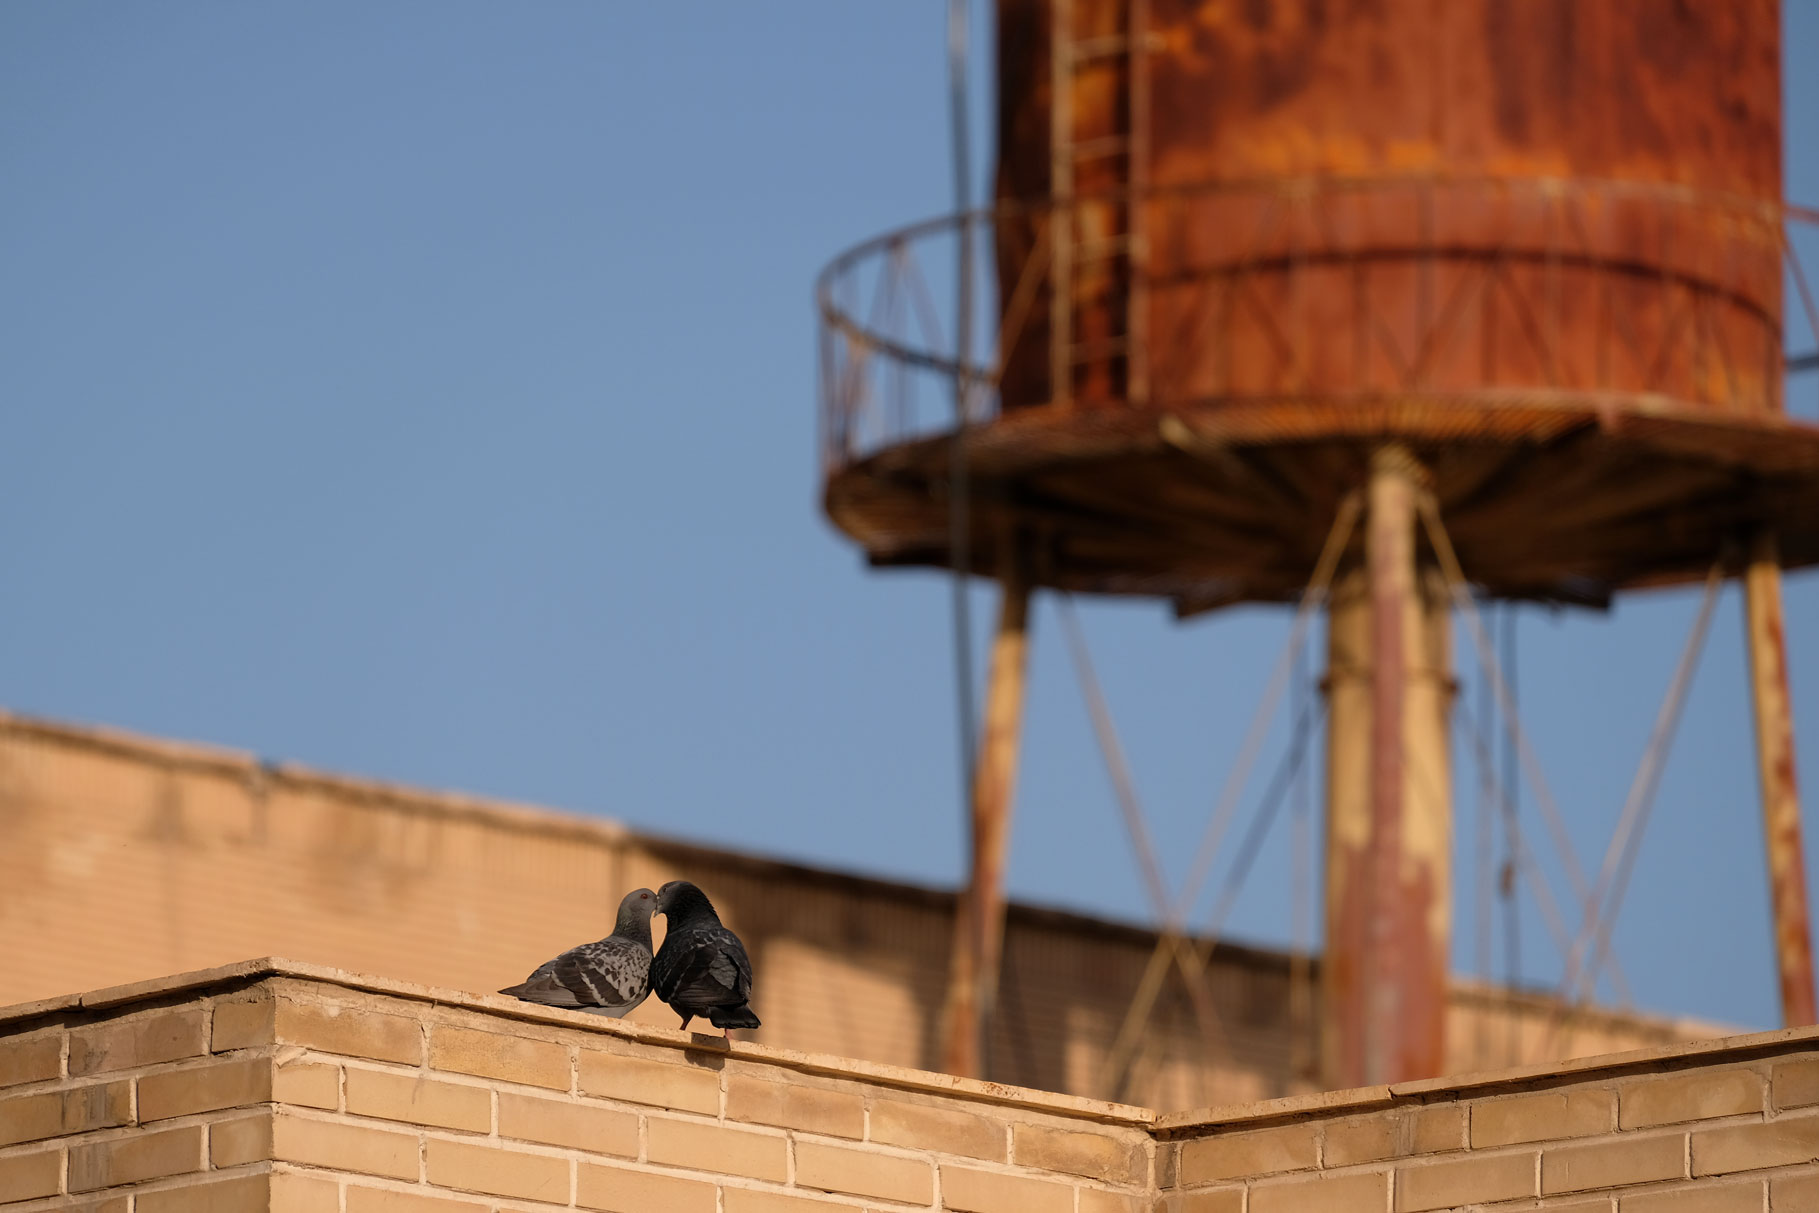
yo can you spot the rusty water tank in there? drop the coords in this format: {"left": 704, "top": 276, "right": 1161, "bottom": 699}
{"left": 822, "top": 0, "right": 1819, "bottom": 613}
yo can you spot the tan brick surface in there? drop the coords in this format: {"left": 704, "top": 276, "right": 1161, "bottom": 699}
{"left": 0, "top": 1145, "right": 61, "bottom": 1204}
{"left": 136, "top": 1171, "right": 270, "bottom": 1213}
{"left": 576, "top": 1161, "right": 717, "bottom": 1213}
{"left": 1325, "top": 1104, "right": 1465, "bottom": 1165}
{"left": 721, "top": 1190, "right": 850, "bottom": 1212}
{"left": 430, "top": 1025, "right": 568, "bottom": 1091}
{"left": 426, "top": 1137, "right": 570, "bottom": 1202}
{"left": 279, "top": 999, "right": 422, "bottom": 1065}
{"left": 69, "top": 1008, "right": 207, "bottom": 1075}
{"left": 1156, "top": 1140, "right": 1178, "bottom": 1188}
{"left": 140, "top": 1055, "right": 272, "bottom": 1120}
{"left": 725, "top": 1074, "right": 863, "bottom": 1138}
{"left": 1771, "top": 1171, "right": 1819, "bottom": 1210}
{"left": 1078, "top": 1189, "right": 1145, "bottom": 1213}
{"left": 578, "top": 1049, "right": 720, "bottom": 1115}
{"left": 1396, "top": 1150, "right": 1537, "bottom": 1211}
{"left": 1773, "top": 1059, "right": 1819, "bottom": 1111}
{"left": 275, "top": 1110, "right": 421, "bottom": 1180}
{"left": 211, "top": 1108, "right": 275, "bottom": 1166}
{"left": 345, "top": 1185, "right": 491, "bottom": 1212}
{"left": 64, "top": 1198, "right": 130, "bottom": 1213}
{"left": 0, "top": 1032, "right": 62, "bottom": 1087}
{"left": 1621, "top": 1070, "right": 1764, "bottom": 1129}
{"left": 1620, "top": 1180, "right": 1767, "bottom": 1212}
{"left": 498, "top": 1091, "right": 637, "bottom": 1156}
{"left": 68, "top": 1123, "right": 203, "bottom": 1190}
{"left": 0, "top": 1079, "right": 131, "bottom": 1145}
{"left": 1012, "top": 1121, "right": 1145, "bottom": 1184}
{"left": 1156, "top": 1191, "right": 1244, "bottom": 1213}
{"left": 275, "top": 1059, "right": 341, "bottom": 1109}
{"left": 1543, "top": 1133, "right": 1686, "bottom": 1194}
{"left": 347, "top": 1066, "right": 491, "bottom": 1132}
{"left": 795, "top": 1138, "right": 934, "bottom": 1203}
{"left": 1178, "top": 1122, "right": 1318, "bottom": 1184}
{"left": 941, "top": 1163, "right": 1074, "bottom": 1213}
{"left": 1474, "top": 1088, "right": 1615, "bottom": 1148}
{"left": 870, "top": 1097, "right": 1005, "bottom": 1161}
{"left": 1694, "top": 1114, "right": 1819, "bottom": 1176}
{"left": 269, "top": 1171, "right": 343, "bottom": 1213}
{"left": 0, "top": 1090, "right": 59, "bottom": 1147}
{"left": 211, "top": 995, "right": 276, "bottom": 1051}
{"left": 1250, "top": 1169, "right": 1390, "bottom": 1213}
{"left": 647, "top": 1115, "right": 787, "bottom": 1182}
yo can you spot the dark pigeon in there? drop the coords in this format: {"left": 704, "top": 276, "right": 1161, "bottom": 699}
{"left": 499, "top": 888, "right": 657, "bottom": 1018}
{"left": 650, "top": 880, "right": 760, "bottom": 1032}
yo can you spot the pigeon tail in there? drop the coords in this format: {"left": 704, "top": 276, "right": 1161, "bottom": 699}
{"left": 498, "top": 984, "right": 531, "bottom": 998}
{"left": 707, "top": 1005, "right": 761, "bottom": 1030}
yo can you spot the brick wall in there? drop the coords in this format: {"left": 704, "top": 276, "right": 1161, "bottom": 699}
{"left": 5, "top": 961, "right": 1819, "bottom": 1212}
{"left": 0, "top": 712, "right": 1728, "bottom": 1112}
{"left": 1157, "top": 1033, "right": 1819, "bottom": 1212}
{"left": 0, "top": 961, "right": 1156, "bottom": 1212}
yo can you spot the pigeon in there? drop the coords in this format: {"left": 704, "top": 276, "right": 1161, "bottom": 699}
{"left": 650, "top": 880, "right": 761, "bottom": 1032}
{"left": 498, "top": 888, "right": 657, "bottom": 1018}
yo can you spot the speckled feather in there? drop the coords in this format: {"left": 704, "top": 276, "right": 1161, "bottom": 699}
{"left": 500, "top": 888, "right": 657, "bottom": 1018}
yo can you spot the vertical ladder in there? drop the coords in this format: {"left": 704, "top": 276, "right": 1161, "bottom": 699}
{"left": 1048, "top": 0, "right": 1150, "bottom": 408}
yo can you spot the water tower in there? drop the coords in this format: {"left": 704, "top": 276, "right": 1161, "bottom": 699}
{"left": 817, "top": 0, "right": 1819, "bottom": 1090}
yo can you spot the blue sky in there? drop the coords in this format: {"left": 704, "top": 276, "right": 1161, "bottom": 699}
{"left": 2, "top": 3, "right": 1815, "bottom": 1031}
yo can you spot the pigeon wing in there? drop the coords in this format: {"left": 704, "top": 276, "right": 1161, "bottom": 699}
{"left": 706, "top": 927, "right": 754, "bottom": 1000}
{"left": 507, "top": 939, "right": 648, "bottom": 1012}
{"left": 655, "top": 927, "right": 751, "bottom": 1008}
{"left": 557, "top": 939, "right": 650, "bottom": 1009}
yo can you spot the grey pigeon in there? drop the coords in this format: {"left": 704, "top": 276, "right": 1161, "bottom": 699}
{"left": 650, "top": 880, "right": 760, "bottom": 1032}
{"left": 499, "top": 888, "right": 657, "bottom": 1018}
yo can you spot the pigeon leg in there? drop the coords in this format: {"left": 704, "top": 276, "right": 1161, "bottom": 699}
{"left": 677, "top": 1013, "right": 693, "bottom": 1030}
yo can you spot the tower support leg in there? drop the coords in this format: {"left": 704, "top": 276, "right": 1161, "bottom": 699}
{"left": 941, "top": 554, "right": 1034, "bottom": 1077}
{"left": 1743, "top": 529, "right": 1817, "bottom": 1027}
{"left": 1323, "top": 447, "right": 1453, "bottom": 1087}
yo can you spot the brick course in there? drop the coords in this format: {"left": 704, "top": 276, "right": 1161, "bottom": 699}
{"left": 870, "top": 1095, "right": 1006, "bottom": 1161}
{"left": 724, "top": 1073, "right": 864, "bottom": 1138}
{"left": 70, "top": 1009, "right": 208, "bottom": 1076}
{"left": 794, "top": 1138, "right": 934, "bottom": 1203}
{"left": 0, "top": 1031, "right": 62, "bottom": 1088}
{"left": 345, "top": 1066, "right": 491, "bottom": 1133}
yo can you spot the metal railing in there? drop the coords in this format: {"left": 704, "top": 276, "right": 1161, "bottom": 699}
{"left": 817, "top": 175, "right": 1819, "bottom": 473}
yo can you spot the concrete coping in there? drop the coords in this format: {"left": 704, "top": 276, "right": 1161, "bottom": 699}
{"left": 6, "top": 956, "right": 1819, "bottom": 1135}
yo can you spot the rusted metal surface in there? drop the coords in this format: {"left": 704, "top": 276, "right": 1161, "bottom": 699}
{"left": 1322, "top": 566, "right": 1371, "bottom": 1087}
{"left": 817, "top": 181, "right": 1819, "bottom": 609}
{"left": 1324, "top": 449, "right": 1451, "bottom": 1086}
{"left": 819, "top": 0, "right": 1814, "bottom": 610}
{"left": 941, "top": 557, "right": 1034, "bottom": 1077}
{"left": 995, "top": 0, "right": 1780, "bottom": 414}
{"left": 1743, "top": 530, "right": 1818, "bottom": 1028}
{"left": 1365, "top": 449, "right": 1415, "bottom": 1087}
{"left": 820, "top": 383, "right": 1819, "bottom": 610}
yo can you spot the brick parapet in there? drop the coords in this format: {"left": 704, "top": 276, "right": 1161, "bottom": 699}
{"left": 0, "top": 960, "right": 1157, "bottom": 1211}
{"left": 1157, "top": 1022, "right": 1819, "bottom": 1212}
{"left": 7, "top": 960, "right": 1819, "bottom": 1211}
